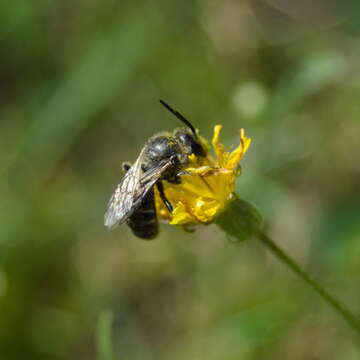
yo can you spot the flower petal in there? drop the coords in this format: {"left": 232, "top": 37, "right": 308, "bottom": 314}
{"left": 169, "top": 202, "right": 195, "bottom": 225}
{"left": 155, "top": 124, "right": 251, "bottom": 227}
{"left": 226, "top": 129, "right": 251, "bottom": 169}
{"left": 212, "top": 125, "right": 225, "bottom": 167}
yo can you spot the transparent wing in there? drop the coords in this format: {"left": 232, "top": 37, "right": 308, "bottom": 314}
{"left": 104, "top": 152, "right": 172, "bottom": 229}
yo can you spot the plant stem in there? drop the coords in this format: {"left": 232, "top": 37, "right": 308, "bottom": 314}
{"left": 256, "top": 230, "right": 360, "bottom": 333}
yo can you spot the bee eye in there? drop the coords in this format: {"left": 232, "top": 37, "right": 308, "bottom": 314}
{"left": 177, "top": 132, "right": 206, "bottom": 157}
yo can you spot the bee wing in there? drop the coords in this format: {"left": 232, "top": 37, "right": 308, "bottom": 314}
{"left": 104, "top": 150, "right": 145, "bottom": 229}
{"left": 104, "top": 152, "right": 172, "bottom": 229}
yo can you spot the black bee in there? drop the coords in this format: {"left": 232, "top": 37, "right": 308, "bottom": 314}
{"left": 104, "top": 100, "right": 207, "bottom": 239}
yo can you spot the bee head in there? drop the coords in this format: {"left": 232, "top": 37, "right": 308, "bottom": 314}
{"left": 174, "top": 128, "right": 207, "bottom": 158}
{"left": 159, "top": 99, "right": 207, "bottom": 159}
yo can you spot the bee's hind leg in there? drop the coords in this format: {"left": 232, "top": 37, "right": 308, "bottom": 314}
{"left": 122, "top": 162, "right": 132, "bottom": 172}
{"left": 156, "top": 181, "right": 173, "bottom": 213}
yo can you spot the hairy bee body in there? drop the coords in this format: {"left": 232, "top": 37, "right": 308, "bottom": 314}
{"left": 104, "top": 101, "right": 207, "bottom": 239}
{"left": 142, "top": 133, "right": 187, "bottom": 180}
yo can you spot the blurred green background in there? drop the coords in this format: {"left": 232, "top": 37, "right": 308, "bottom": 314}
{"left": 1, "top": 0, "right": 360, "bottom": 359}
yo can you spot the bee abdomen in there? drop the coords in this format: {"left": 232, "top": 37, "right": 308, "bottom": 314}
{"left": 126, "top": 189, "right": 158, "bottom": 240}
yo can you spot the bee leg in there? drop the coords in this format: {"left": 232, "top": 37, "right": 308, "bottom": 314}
{"left": 167, "top": 174, "right": 182, "bottom": 184}
{"left": 177, "top": 170, "right": 191, "bottom": 176}
{"left": 122, "top": 162, "right": 132, "bottom": 172}
{"left": 173, "top": 174, "right": 181, "bottom": 184}
{"left": 178, "top": 166, "right": 212, "bottom": 177}
{"left": 156, "top": 181, "right": 173, "bottom": 213}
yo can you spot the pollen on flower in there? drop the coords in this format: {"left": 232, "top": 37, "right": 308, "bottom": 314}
{"left": 155, "top": 125, "right": 251, "bottom": 226}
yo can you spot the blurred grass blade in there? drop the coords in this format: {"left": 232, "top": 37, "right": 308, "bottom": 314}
{"left": 12, "top": 4, "right": 164, "bottom": 187}
{"left": 97, "top": 310, "right": 114, "bottom": 360}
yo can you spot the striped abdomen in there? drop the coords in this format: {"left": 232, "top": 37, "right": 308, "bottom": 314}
{"left": 126, "top": 188, "right": 158, "bottom": 239}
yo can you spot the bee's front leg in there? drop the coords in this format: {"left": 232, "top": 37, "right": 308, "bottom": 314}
{"left": 177, "top": 166, "right": 212, "bottom": 177}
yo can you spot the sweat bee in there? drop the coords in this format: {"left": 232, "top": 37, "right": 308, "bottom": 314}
{"left": 104, "top": 100, "right": 207, "bottom": 239}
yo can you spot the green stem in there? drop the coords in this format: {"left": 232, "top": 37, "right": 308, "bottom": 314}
{"left": 256, "top": 230, "right": 360, "bottom": 333}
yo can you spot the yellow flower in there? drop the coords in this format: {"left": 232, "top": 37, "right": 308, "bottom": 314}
{"left": 155, "top": 125, "right": 251, "bottom": 226}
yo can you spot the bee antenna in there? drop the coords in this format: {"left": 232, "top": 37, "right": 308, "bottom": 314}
{"left": 159, "top": 100, "right": 197, "bottom": 136}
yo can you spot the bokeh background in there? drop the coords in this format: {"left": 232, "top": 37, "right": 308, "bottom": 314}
{"left": 1, "top": 0, "right": 360, "bottom": 359}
